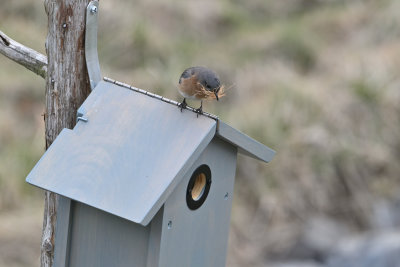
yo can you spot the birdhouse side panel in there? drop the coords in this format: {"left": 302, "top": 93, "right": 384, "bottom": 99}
{"left": 67, "top": 202, "right": 150, "bottom": 267}
{"left": 158, "top": 137, "right": 238, "bottom": 267}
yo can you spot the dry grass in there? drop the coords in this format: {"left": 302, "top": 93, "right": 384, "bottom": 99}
{"left": 1, "top": 0, "right": 400, "bottom": 266}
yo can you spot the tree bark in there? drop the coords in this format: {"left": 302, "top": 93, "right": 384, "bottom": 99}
{"left": 0, "top": 30, "right": 47, "bottom": 78}
{"left": 41, "top": 1, "right": 91, "bottom": 266}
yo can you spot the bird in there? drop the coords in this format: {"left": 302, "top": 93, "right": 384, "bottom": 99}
{"left": 178, "top": 66, "right": 224, "bottom": 116}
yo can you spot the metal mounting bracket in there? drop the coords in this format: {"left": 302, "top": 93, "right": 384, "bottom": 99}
{"left": 85, "top": 0, "right": 101, "bottom": 90}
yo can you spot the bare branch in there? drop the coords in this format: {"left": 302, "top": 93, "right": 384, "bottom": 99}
{"left": 0, "top": 30, "right": 47, "bottom": 79}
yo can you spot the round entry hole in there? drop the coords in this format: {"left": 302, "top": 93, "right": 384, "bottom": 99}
{"left": 191, "top": 173, "right": 206, "bottom": 200}
{"left": 186, "top": 164, "right": 211, "bottom": 210}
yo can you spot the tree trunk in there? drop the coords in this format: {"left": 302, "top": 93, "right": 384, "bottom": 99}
{"left": 41, "top": 1, "right": 91, "bottom": 266}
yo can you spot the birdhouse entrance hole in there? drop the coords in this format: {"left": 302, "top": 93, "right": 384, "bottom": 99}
{"left": 192, "top": 173, "right": 206, "bottom": 200}
{"left": 186, "top": 164, "right": 211, "bottom": 210}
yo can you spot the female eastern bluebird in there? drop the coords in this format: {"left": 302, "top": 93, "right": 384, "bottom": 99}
{"left": 178, "top": 66, "right": 224, "bottom": 116}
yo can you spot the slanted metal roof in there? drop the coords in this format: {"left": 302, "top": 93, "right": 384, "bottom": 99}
{"left": 26, "top": 79, "right": 275, "bottom": 226}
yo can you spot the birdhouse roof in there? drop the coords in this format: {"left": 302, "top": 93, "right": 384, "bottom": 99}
{"left": 26, "top": 79, "right": 275, "bottom": 226}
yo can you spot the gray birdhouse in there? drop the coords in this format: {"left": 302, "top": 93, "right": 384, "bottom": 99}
{"left": 27, "top": 78, "right": 275, "bottom": 267}
{"left": 25, "top": 2, "right": 275, "bottom": 267}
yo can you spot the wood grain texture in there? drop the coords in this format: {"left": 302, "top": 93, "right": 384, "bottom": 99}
{"left": 0, "top": 30, "right": 47, "bottom": 78}
{"left": 41, "top": 1, "right": 91, "bottom": 266}
{"left": 27, "top": 81, "right": 217, "bottom": 226}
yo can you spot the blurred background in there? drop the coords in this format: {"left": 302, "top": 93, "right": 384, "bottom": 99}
{"left": 1, "top": 0, "right": 400, "bottom": 266}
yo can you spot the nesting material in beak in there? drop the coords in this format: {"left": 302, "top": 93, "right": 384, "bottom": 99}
{"left": 196, "top": 83, "right": 225, "bottom": 100}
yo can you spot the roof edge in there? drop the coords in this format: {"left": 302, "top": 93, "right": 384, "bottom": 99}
{"left": 139, "top": 122, "right": 217, "bottom": 226}
{"left": 216, "top": 121, "right": 275, "bottom": 163}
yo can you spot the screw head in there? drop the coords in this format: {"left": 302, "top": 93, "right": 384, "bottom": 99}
{"left": 167, "top": 220, "right": 172, "bottom": 229}
{"left": 90, "top": 5, "right": 98, "bottom": 13}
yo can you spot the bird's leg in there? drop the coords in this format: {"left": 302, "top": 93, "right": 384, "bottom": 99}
{"left": 179, "top": 98, "right": 187, "bottom": 112}
{"left": 195, "top": 101, "right": 203, "bottom": 117}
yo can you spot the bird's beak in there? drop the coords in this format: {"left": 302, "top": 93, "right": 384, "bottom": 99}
{"left": 214, "top": 91, "right": 219, "bottom": 101}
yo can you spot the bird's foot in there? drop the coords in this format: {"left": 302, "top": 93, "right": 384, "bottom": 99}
{"left": 195, "top": 106, "right": 203, "bottom": 118}
{"left": 179, "top": 99, "right": 187, "bottom": 112}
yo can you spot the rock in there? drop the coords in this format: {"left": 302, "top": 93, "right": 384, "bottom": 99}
{"left": 327, "top": 230, "right": 400, "bottom": 267}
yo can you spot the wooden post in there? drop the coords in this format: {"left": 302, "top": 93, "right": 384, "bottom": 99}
{"left": 41, "top": 0, "right": 91, "bottom": 266}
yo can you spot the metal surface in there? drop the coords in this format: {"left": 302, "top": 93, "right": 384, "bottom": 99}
{"left": 158, "top": 138, "right": 238, "bottom": 267}
{"left": 76, "top": 116, "right": 88, "bottom": 123}
{"left": 104, "top": 77, "right": 219, "bottom": 121}
{"left": 85, "top": 1, "right": 101, "bottom": 90}
{"left": 90, "top": 5, "right": 97, "bottom": 13}
{"left": 26, "top": 81, "right": 217, "bottom": 226}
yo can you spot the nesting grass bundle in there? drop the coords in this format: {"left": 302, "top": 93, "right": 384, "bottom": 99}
{"left": 196, "top": 83, "right": 227, "bottom": 100}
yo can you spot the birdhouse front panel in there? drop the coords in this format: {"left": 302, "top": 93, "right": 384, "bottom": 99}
{"left": 157, "top": 137, "right": 238, "bottom": 267}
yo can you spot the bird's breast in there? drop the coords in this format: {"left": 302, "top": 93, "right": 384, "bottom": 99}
{"left": 178, "top": 76, "right": 204, "bottom": 100}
